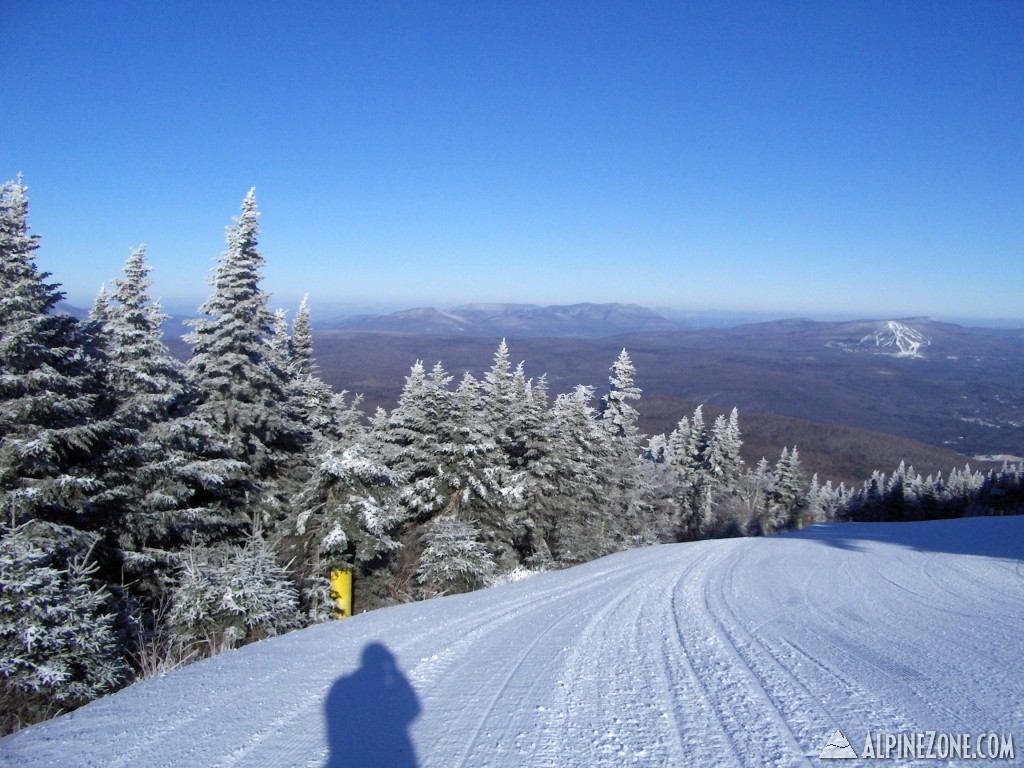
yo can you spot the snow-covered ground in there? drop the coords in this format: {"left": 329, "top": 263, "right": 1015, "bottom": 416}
{"left": 862, "top": 321, "right": 931, "bottom": 357}
{"left": 3, "top": 517, "right": 1022, "bottom": 767}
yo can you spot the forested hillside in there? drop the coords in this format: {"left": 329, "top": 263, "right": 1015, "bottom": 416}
{"left": 2, "top": 181, "right": 1022, "bottom": 735}
{"left": 306, "top": 333, "right": 989, "bottom": 487}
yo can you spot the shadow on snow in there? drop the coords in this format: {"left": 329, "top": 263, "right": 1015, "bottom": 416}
{"left": 324, "top": 642, "right": 421, "bottom": 768}
{"left": 790, "top": 514, "right": 1024, "bottom": 560}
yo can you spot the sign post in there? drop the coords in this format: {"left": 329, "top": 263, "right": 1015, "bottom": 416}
{"left": 329, "top": 568, "right": 352, "bottom": 619}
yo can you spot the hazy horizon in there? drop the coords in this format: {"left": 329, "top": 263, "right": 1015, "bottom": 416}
{"left": 55, "top": 294, "right": 1023, "bottom": 331}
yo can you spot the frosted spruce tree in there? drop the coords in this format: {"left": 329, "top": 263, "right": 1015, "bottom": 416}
{"left": 0, "top": 522, "right": 125, "bottom": 735}
{"left": 634, "top": 433, "right": 682, "bottom": 543}
{"left": 268, "top": 307, "right": 291, "bottom": 369}
{"left": 601, "top": 349, "right": 641, "bottom": 444}
{"left": 507, "top": 362, "right": 545, "bottom": 470}
{"left": 290, "top": 296, "right": 315, "bottom": 376}
{"left": 0, "top": 179, "right": 126, "bottom": 733}
{"left": 697, "top": 408, "right": 746, "bottom": 535}
{"left": 293, "top": 439, "right": 406, "bottom": 618}
{"left": 372, "top": 361, "right": 455, "bottom": 595}
{"left": 666, "top": 406, "right": 710, "bottom": 539}
{"left": 174, "top": 192, "right": 310, "bottom": 652}
{"left": 0, "top": 178, "right": 119, "bottom": 534}
{"left": 373, "top": 361, "right": 506, "bottom": 594}
{"left": 88, "top": 284, "right": 112, "bottom": 328}
{"left": 186, "top": 190, "right": 309, "bottom": 527}
{"left": 759, "top": 447, "right": 805, "bottom": 533}
{"left": 97, "top": 247, "right": 244, "bottom": 576}
{"left": 377, "top": 363, "right": 497, "bottom": 524}
{"left": 287, "top": 295, "right": 365, "bottom": 445}
{"left": 415, "top": 515, "right": 495, "bottom": 596}
{"left": 481, "top": 339, "right": 516, "bottom": 452}
{"left": 704, "top": 408, "right": 744, "bottom": 490}
{"left": 283, "top": 294, "right": 405, "bottom": 615}
{"left": 452, "top": 370, "right": 516, "bottom": 570}
{"left": 805, "top": 473, "right": 845, "bottom": 525}
{"left": 543, "top": 385, "right": 616, "bottom": 563}
{"left": 508, "top": 370, "right": 561, "bottom": 566}
{"left": 375, "top": 361, "right": 454, "bottom": 521}
{"left": 599, "top": 349, "right": 650, "bottom": 546}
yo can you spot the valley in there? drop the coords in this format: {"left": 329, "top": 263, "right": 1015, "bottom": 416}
{"left": 297, "top": 313, "right": 1024, "bottom": 486}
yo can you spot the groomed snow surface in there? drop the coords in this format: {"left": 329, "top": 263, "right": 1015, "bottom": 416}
{"left": 3, "top": 517, "right": 1022, "bottom": 767}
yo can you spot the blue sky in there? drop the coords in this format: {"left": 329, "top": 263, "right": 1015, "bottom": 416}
{"left": 3, "top": 2, "right": 1022, "bottom": 323}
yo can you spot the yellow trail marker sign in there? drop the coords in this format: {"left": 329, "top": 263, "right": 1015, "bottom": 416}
{"left": 329, "top": 568, "right": 352, "bottom": 619}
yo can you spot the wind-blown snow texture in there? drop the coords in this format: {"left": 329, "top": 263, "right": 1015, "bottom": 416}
{"left": 3, "top": 517, "right": 1022, "bottom": 767}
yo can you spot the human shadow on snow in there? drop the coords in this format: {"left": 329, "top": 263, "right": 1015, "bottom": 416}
{"left": 324, "top": 642, "right": 421, "bottom": 768}
{"left": 792, "top": 515, "right": 1024, "bottom": 560}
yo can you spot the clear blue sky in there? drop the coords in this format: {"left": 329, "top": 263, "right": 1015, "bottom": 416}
{"left": 3, "top": 1, "right": 1022, "bottom": 323}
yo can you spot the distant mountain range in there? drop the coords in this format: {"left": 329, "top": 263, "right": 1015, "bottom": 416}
{"left": 319, "top": 302, "right": 680, "bottom": 338}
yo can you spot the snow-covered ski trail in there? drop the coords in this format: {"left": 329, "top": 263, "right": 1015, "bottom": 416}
{"left": 2, "top": 516, "right": 1022, "bottom": 767}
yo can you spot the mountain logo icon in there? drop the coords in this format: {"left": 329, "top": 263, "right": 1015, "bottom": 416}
{"left": 819, "top": 729, "right": 858, "bottom": 759}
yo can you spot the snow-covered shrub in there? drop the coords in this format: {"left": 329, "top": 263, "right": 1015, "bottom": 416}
{"left": 128, "top": 598, "right": 201, "bottom": 681}
{"left": 168, "top": 531, "right": 302, "bottom": 657}
{"left": 415, "top": 516, "right": 495, "bottom": 596}
{"left": 0, "top": 522, "right": 125, "bottom": 735}
{"left": 487, "top": 565, "right": 544, "bottom": 588}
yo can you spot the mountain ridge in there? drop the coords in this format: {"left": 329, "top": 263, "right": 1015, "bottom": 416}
{"left": 318, "top": 301, "right": 680, "bottom": 338}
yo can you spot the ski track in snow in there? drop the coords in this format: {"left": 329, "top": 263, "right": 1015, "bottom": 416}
{"left": 2, "top": 517, "right": 1023, "bottom": 768}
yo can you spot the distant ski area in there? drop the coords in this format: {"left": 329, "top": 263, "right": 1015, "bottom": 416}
{"left": 3, "top": 515, "right": 1021, "bottom": 767}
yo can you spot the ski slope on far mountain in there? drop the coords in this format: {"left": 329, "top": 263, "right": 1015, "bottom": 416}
{"left": 3, "top": 517, "right": 1022, "bottom": 767}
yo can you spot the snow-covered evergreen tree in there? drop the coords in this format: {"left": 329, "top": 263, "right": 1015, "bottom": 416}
{"left": 451, "top": 373, "right": 500, "bottom": 503}
{"left": 727, "top": 457, "right": 774, "bottom": 536}
{"left": 293, "top": 441, "right": 406, "bottom": 619}
{"left": 666, "top": 407, "right": 709, "bottom": 539}
{"left": 0, "top": 178, "right": 120, "bottom": 533}
{"left": 506, "top": 362, "right": 534, "bottom": 466}
{"left": 376, "top": 361, "right": 456, "bottom": 520}
{"left": 0, "top": 179, "right": 134, "bottom": 732}
{"left": 601, "top": 348, "right": 641, "bottom": 443}
{"left": 805, "top": 473, "right": 844, "bottom": 524}
{"left": 186, "top": 190, "right": 310, "bottom": 526}
{"left": 286, "top": 297, "right": 365, "bottom": 446}
{"left": 597, "top": 349, "right": 650, "bottom": 545}
{"left": 268, "top": 307, "right": 291, "bottom": 368}
{"left": 481, "top": 339, "right": 516, "bottom": 445}
{"left": 0, "top": 522, "right": 125, "bottom": 735}
{"left": 415, "top": 515, "right": 495, "bottom": 596}
{"left": 696, "top": 408, "right": 746, "bottom": 534}
{"left": 88, "top": 285, "right": 112, "bottom": 328}
{"left": 98, "top": 246, "right": 245, "bottom": 577}
{"left": 508, "top": 372, "right": 561, "bottom": 565}
{"left": 290, "top": 295, "right": 315, "bottom": 378}
{"left": 705, "top": 408, "right": 744, "bottom": 489}
{"left": 374, "top": 362, "right": 503, "bottom": 537}
{"left": 633, "top": 436, "right": 680, "bottom": 544}
{"left": 760, "top": 447, "right": 805, "bottom": 532}
{"left": 542, "top": 385, "right": 616, "bottom": 563}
